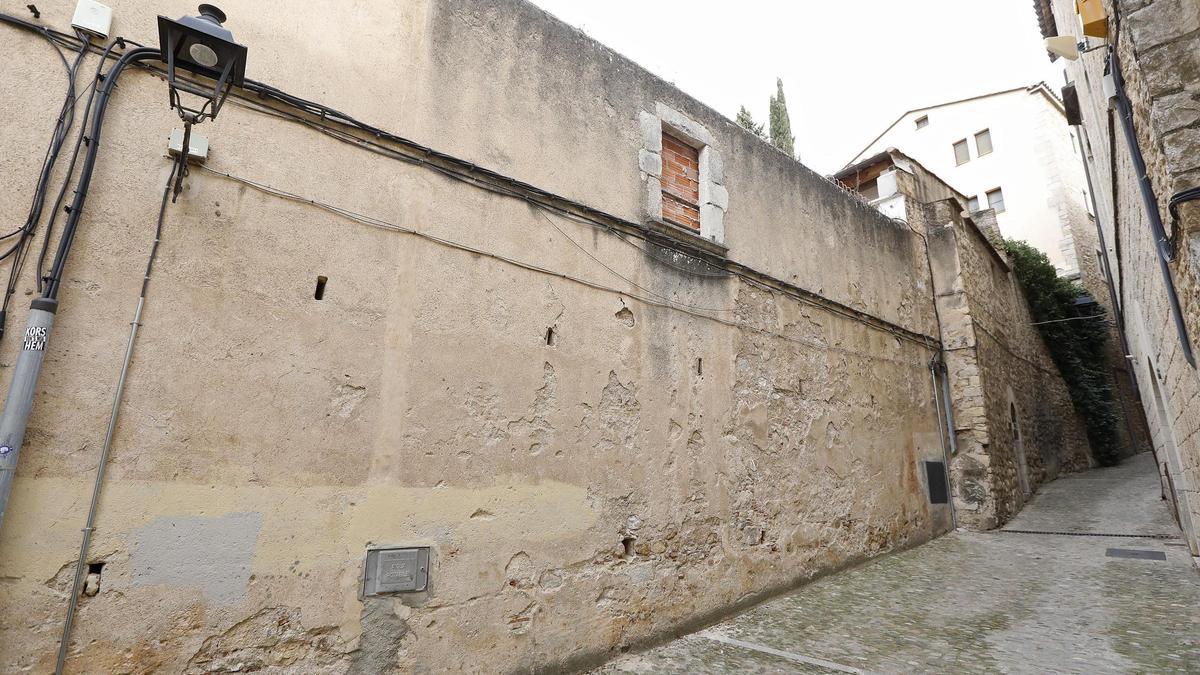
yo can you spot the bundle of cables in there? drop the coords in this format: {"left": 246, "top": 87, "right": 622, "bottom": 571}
{"left": 0, "top": 21, "right": 88, "bottom": 340}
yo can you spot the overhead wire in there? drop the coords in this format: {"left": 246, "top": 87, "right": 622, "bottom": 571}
{"left": 0, "top": 26, "right": 90, "bottom": 337}
{"left": 217, "top": 91, "right": 938, "bottom": 349}
{"left": 0, "top": 12, "right": 939, "bottom": 351}
{"left": 197, "top": 164, "right": 932, "bottom": 368}
{"left": 40, "top": 45, "right": 161, "bottom": 301}
{"left": 36, "top": 38, "right": 127, "bottom": 292}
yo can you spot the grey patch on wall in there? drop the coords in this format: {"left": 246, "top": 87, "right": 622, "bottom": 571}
{"left": 349, "top": 599, "right": 411, "bottom": 675}
{"left": 132, "top": 512, "right": 263, "bottom": 602}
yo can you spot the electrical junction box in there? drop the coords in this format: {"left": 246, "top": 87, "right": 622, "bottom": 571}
{"left": 1102, "top": 73, "right": 1117, "bottom": 102}
{"left": 71, "top": 0, "right": 113, "bottom": 39}
{"left": 362, "top": 546, "right": 430, "bottom": 596}
{"left": 168, "top": 128, "right": 209, "bottom": 162}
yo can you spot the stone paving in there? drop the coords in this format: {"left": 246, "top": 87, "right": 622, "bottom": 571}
{"left": 596, "top": 452, "right": 1200, "bottom": 674}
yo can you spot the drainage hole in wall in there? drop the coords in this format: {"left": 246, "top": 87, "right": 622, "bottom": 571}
{"left": 545, "top": 327, "right": 555, "bottom": 346}
{"left": 696, "top": 358, "right": 703, "bottom": 376}
{"left": 621, "top": 537, "right": 635, "bottom": 559}
{"left": 314, "top": 275, "right": 328, "bottom": 300}
{"left": 83, "top": 562, "right": 105, "bottom": 597}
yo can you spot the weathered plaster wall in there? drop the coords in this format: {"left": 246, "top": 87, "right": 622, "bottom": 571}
{"left": 0, "top": 0, "right": 950, "bottom": 672}
{"left": 922, "top": 201, "right": 1093, "bottom": 529}
{"left": 1048, "top": 0, "right": 1200, "bottom": 555}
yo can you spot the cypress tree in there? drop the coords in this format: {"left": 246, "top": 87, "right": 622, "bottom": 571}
{"left": 736, "top": 106, "right": 766, "bottom": 139}
{"left": 768, "top": 78, "right": 796, "bottom": 159}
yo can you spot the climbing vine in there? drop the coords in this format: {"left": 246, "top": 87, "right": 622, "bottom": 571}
{"left": 1005, "top": 241, "right": 1122, "bottom": 466}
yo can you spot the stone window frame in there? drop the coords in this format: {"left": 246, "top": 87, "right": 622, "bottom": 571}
{"left": 639, "top": 103, "right": 728, "bottom": 246}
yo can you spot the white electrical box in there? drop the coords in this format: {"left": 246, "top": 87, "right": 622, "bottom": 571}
{"left": 168, "top": 129, "right": 210, "bottom": 162}
{"left": 71, "top": 0, "right": 113, "bottom": 39}
{"left": 1102, "top": 73, "right": 1117, "bottom": 102}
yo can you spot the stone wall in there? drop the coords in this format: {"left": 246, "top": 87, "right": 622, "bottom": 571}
{"left": 0, "top": 1, "right": 953, "bottom": 672}
{"left": 1047, "top": 0, "right": 1200, "bottom": 555}
{"left": 922, "top": 201, "right": 1093, "bottom": 529}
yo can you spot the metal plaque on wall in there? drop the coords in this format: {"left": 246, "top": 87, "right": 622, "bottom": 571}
{"left": 363, "top": 546, "right": 430, "bottom": 596}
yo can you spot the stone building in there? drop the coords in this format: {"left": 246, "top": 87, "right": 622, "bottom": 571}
{"left": 836, "top": 150, "right": 1093, "bottom": 529}
{"left": 845, "top": 84, "right": 1092, "bottom": 276}
{"left": 0, "top": 1, "right": 1092, "bottom": 671}
{"left": 1034, "top": 0, "right": 1200, "bottom": 559}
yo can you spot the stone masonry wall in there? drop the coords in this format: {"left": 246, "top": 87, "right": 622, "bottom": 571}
{"left": 1049, "top": 0, "right": 1200, "bottom": 554}
{"left": 922, "top": 200, "right": 1093, "bottom": 529}
{"left": 0, "top": 1, "right": 952, "bottom": 672}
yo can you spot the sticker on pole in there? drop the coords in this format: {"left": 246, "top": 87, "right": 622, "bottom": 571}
{"left": 22, "top": 326, "right": 46, "bottom": 352}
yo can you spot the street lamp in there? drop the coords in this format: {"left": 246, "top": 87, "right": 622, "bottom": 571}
{"left": 157, "top": 4, "right": 247, "bottom": 122}
{"left": 156, "top": 4, "right": 247, "bottom": 199}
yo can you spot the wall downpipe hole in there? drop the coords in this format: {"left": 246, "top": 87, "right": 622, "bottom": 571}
{"left": 83, "top": 562, "right": 104, "bottom": 597}
{"left": 621, "top": 537, "right": 636, "bottom": 559}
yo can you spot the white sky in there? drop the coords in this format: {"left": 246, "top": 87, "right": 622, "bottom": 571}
{"left": 527, "top": 0, "right": 1064, "bottom": 174}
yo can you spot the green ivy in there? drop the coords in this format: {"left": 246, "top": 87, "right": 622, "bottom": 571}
{"left": 1004, "top": 240, "right": 1122, "bottom": 466}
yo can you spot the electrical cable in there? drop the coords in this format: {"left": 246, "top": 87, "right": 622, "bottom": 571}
{"left": 532, "top": 208, "right": 735, "bottom": 313}
{"left": 1168, "top": 186, "right": 1200, "bottom": 241}
{"left": 0, "top": 12, "right": 938, "bottom": 350}
{"left": 1029, "top": 314, "right": 1112, "bottom": 326}
{"left": 40, "top": 46, "right": 160, "bottom": 301}
{"left": 36, "top": 38, "right": 127, "bottom": 293}
{"left": 218, "top": 94, "right": 938, "bottom": 348}
{"left": 197, "top": 164, "right": 932, "bottom": 368}
{"left": 0, "top": 28, "right": 89, "bottom": 338}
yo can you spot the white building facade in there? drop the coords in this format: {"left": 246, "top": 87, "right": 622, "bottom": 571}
{"left": 845, "top": 85, "right": 1092, "bottom": 275}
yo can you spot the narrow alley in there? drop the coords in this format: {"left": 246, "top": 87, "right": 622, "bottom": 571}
{"left": 599, "top": 453, "right": 1200, "bottom": 673}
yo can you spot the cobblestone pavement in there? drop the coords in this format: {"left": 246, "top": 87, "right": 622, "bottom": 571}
{"left": 596, "top": 453, "right": 1200, "bottom": 674}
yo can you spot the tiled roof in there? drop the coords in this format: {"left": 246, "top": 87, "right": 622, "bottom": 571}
{"left": 1033, "top": 0, "right": 1059, "bottom": 40}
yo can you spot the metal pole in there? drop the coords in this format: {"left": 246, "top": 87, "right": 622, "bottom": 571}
{"left": 0, "top": 298, "right": 58, "bottom": 532}
{"left": 0, "top": 47, "right": 157, "bottom": 537}
{"left": 54, "top": 296, "right": 144, "bottom": 673}
{"left": 55, "top": 163, "right": 175, "bottom": 672}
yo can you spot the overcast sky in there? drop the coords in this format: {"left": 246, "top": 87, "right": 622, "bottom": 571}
{"left": 527, "top": 1, "right": 1064, "bottom": 174}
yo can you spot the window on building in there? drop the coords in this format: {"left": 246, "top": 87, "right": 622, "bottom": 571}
{"left": 967, "top": 196, "right": 981, "bottom": 212}
{"left": 975, "top": 129, "right": 993, "bottom": 156}
{"left": 915, "top": 115, "right": 929, "bottom": 129}
{"left": 986, "top": 187, "right": 1006, "bottom": 213}
{"left": 953, "top": 139, "right": 970, "bottom": 165}
{"left": 660, "top": 131, "right": 701, "bottom": 231}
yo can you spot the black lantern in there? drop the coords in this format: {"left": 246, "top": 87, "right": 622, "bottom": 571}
{"left": 157, "top": 4, "right": 247, "bottom": 123}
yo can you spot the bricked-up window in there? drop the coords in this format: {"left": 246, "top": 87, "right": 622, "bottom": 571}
{"left": 660, "top": 132, "right": 701, "bottom": 231}
{"left": 953, "top": 139, "right": 970, "bottom": 165}
{"left": 975, "top": 129, "right": 993, "bottom": 156}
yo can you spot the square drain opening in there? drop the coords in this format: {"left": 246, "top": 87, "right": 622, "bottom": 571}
{"left": 1105, "top": 548, "right": 1166, "bottom": 561}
